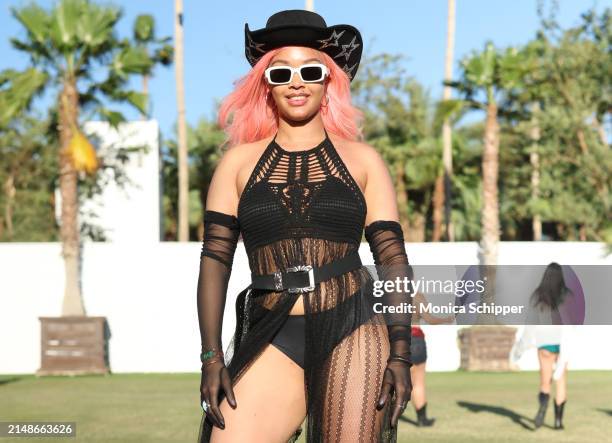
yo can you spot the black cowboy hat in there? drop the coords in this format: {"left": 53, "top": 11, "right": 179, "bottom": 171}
{"left": 244, "top": 9, "right": 363, "bottom": 81}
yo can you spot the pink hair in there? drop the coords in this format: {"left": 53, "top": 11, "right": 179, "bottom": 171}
{"left": 217, "top": 46, "right": 364, "bottom": 150}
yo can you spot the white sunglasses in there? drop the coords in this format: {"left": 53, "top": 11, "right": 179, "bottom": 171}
{"left": 264, "top": 63, "right": 329, "bottom": 85}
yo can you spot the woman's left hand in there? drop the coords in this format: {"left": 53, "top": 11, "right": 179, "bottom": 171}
{"left": 376, "top": 360, "right": 412, "bottom": 427}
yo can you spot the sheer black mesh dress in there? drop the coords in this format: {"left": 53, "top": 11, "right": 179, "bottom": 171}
{"left": 197, "top": 128, "right": 413, "bottom": 443}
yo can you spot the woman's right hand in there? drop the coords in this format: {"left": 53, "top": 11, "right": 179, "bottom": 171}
{"left": 200, "top": 360, "right": 237, "bottom": 429}
{"left": 376, "top": 360, "right": 412, "bottom": 428}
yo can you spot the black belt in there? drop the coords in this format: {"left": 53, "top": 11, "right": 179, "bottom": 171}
{"left": 250, "top": 250, "right": 362, "bottom": 293}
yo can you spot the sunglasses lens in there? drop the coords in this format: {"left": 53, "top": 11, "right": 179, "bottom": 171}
{"left": 269, "top": 68, "right": 292, "bottom": 84}
{"left": 301, "top": 66, "right": 323, "bottom": 82}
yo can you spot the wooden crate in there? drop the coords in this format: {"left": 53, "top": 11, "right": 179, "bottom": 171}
{"left": 457, "top": 325, "right": 517, "bottom": 371}
{"left": 37, "top": 316, "right": 110, "bottom": 376}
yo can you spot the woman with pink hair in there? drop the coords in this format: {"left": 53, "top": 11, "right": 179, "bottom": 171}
{"left": 197, "top": 10, "right": 414, "bottom": 442}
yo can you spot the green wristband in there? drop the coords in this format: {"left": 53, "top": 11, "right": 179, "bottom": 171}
{"left": 200, "top": 348, "right": 223, "bottom": 362}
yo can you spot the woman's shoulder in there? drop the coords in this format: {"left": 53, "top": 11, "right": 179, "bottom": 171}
{"left": 332, "top": 137, "right": 386, "bottom": 184}
{"left": 222, "top": 138, "right": 269, "bottom": 161}
{"left": 223, "top": 138, "right": 274, "bottom": 196}
{"left": 217, "top": 138, "right": 271, "bottom": 175}
{"left": 337, "top": 138, "right": 381, "bottom": 160}
{"left": 208, "top": 139, "right": 270, "bottom": 211}
{"left": 348, "top": 140, "right": 387, "bottom": 173}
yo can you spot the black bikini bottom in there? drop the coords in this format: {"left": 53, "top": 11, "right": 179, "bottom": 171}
{"left": 260, "top": 276, "right": 376, "bottom": 371}
{"left": 270, "top": 314, "right": 306, "bottom": 370}
{"left": 270, "top": 316, "right": 427, "bottom": 369}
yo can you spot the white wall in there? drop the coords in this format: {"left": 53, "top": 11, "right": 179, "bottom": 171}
{"left": 54, "top": 120, "right": 162, "bottom": 243}
{"left": 1, "top": 241, "right": 610, "bottom": 374}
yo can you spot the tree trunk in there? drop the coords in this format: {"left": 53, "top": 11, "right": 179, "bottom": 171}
{"left": 407, "top": 212, "right": 426, "bottom": 242}
{"left": 175, "top": 0, "right": 189, "bottom": 241}
{"left": 593, "top": 117, "right": 608, "bottom": 146}
{"left": 556, "top": 222, "right": 566, "bottom": 240}
{"left": 530, "top": 150, "right": 541, "bottom": 241}
{"left": 59, "top": 78, "right": 86, "bottom": 316}
{"left": 431, "top": 174, "right": 444, "bottom": 241}
{"left": 3, "top": 174, "right": 15, "bottom": 239}
{"left": 577, "top": 128, "right": 588, "bottom": 154}
{"left": 530, "top": 102, "right": 541, "bottom": 241}
{"left": 441, "top": 0, "right": 456, "bottom": 242}
{"left": 480, "top": 100, "right": 500, "bottom": 266}
{"left": 395, "top": 160, "right": 410, "bottom": 238}
{"left": 477, "top": 100, "right": 500, "bottom": 326}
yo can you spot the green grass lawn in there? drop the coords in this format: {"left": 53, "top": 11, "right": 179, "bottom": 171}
{"left": 1, "top": 370, "right": 610, "bottom": 442}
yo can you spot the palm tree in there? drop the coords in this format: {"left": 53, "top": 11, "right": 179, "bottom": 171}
{"left": 433, "top": 0, "right": 456, "bottom": 242}
{"left": 446, "top": 42, "right": 524, "bottom": 267}
{"left": 351, "top": 53, "right": 456, "bottom": 241}
{"left": 174, "top": 0, "right": 189, "bottom": 242}
{"left": 529, "top": 102, "right": 542, "bottom": 240}
{"left": 133, "top": 14, "right": 173, "bottom": 119}
{"left": 446, "top": 43, "right": 523, "bottom": 365}
{"left": 444, "top": 42, "right": 525, "bottom": 330}
{"left": 0, "top": 69, "right": 48, "bottom": 128}
{"left": 9, "top": 0, "right": 157, "bottom": 316}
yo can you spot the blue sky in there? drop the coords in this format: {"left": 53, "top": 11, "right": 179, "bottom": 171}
{"left": 0, "top": 0, "right": 607, "bottom": 139}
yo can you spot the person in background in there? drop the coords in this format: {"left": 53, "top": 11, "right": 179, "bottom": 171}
{"left": 511, "top": 262, "right": 575, "bottom": 430}
{"left": 409, "top": 291, "right": 455, "bottom": 426}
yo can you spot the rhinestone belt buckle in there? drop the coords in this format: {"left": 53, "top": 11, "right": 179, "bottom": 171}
{"left": 285, "top": 265, "right": 315, "bottom": 293}
{"left": 273, "top": 271, "right": 283, "bottom": 291}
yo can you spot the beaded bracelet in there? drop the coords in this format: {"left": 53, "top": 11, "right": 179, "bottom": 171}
{"left": 200, "top": 348, "right": 224, "bottom": 364}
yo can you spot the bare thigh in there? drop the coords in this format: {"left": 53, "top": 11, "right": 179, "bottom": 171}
{"left": 210, "top": 343, "right": 307, "bottom": 443}
{"left": 537, "top": 349, "right": 557, "bottom": 389}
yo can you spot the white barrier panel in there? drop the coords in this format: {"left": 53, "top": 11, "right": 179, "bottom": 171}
{"left": 1, "top": 241, "right": 610, "bottom": 374}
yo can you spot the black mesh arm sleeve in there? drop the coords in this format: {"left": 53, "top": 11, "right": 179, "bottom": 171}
{"left": 197, "top": 210, "right": 241, "bottom": 354}
{"left": 365, "top": 220, "right": 414, "bottom": 365}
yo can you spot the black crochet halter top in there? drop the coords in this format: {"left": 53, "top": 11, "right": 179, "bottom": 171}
{"left": 199, "top": 129, "right": 414, "bottom": 443}
{"left": 237, "top": 128, "right": 367, "bottom": 261}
